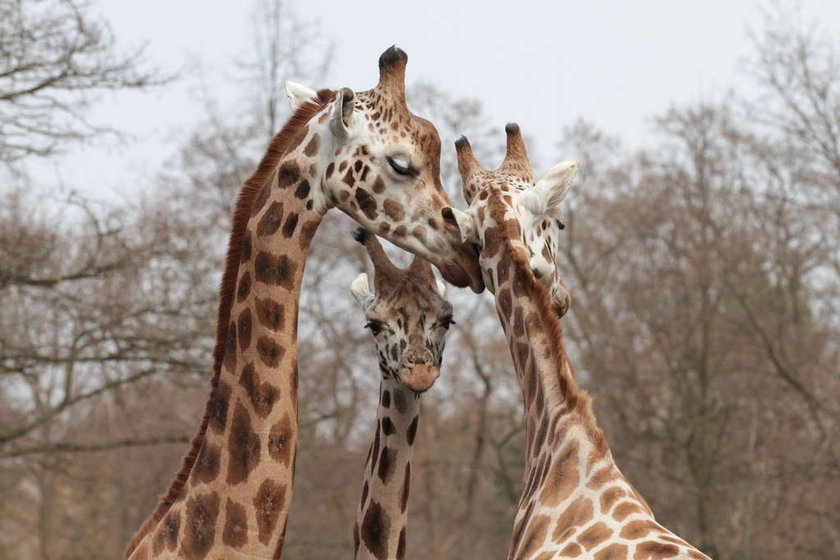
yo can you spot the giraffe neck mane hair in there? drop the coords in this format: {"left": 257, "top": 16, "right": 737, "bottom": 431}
{"left": 124, "top": 88, "right": 335, "bottom": 558}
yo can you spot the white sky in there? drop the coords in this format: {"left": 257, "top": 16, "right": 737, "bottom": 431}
{"left": 22, "top": 0, "right": 840, "bottom": 201}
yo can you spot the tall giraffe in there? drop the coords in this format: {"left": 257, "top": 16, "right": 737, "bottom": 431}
{"left": 443, "top": 125, "right": 711, "bottom": 560}
{"left": 349, "top": 227, "right": 454, "bottom": 560}
{"left": 124, "top": 47, "right": 483, "bottom": 560}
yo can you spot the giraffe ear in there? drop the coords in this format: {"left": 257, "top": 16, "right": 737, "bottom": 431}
{"left": 517, "top": 188, "right": 546, "bottom": 216}
{"left": 284, "top": 81, "right": 318, "bottom": 111}
{"left": 442, "top": 207, "right": 478, "bottom": 244}
{"left": 350, "top": 273, "right": 374, "bottom": 308}
{"left": 534, "top": 160, "right": 580, "bottom": 213}
{"left": 435, "top": 278, "right": 447, "bottom": 297}
{"left": 330, "top": 87, "right": 355, "bottom": 143}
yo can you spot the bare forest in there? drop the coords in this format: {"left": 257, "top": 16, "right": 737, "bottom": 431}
{"left": 1, "top": 1, "right": 838, "bottom": 559}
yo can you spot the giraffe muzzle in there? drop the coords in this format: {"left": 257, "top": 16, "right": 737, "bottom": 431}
{"left": 550, "top": 282, "right": 572, "bottom": 318}
{"left": 397, "top": 363, "right": 440, "bottom": 393}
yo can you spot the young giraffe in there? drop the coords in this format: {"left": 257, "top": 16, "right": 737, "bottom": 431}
{"left": 443, "top": 126, "right": 711, "bottom": 560}
{"left": 349, "top": 227, "right": 454, "bottom": 560}
{"left": 124, "top": 47, "right": 482, "bottom": 560}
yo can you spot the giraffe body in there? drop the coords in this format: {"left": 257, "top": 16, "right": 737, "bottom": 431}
{"left": 445, "top": 126, "right": 712, "bottom": 560}
{"left": 124, "top": 47, "right": 480, "bottom": 560}
{"left": 349, "top": 228, "right": 454, "bottom": 560}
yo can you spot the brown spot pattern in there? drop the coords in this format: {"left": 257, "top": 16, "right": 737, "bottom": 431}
{"left": 237, "top": 308, "right": 252, "bottom": 351}
{"left": 400, "top": 462, "right": 411, "bottom": 512}
{"left": 254, "top": 252, "right": 296, "bottom": 290}
{"left": 257, "top": 202, "right": 283, "bottom": 236}
{"left": 152, "top": 510, "right": 180, "bottom": 554}
{"left": 539, "top": 440, "right": 580, "bottom": 507}
{"left": 255, "top": 297, "right": 284, "bottom": 330}
{"left": 190, "top": 443, "right": 220, "bottom": 485}
{"left": 578, "top": 521, "right": 612, "bottom": 551}
{"left": 595, "top": 543, "right": 629, "bottom": 560}
{"left": 294, "top": 179, "right": 311, "bottom": 199}
{"left": 282, "top": 212, "right": 299, "bottom": 238}
{"left": 372, "top": 176, "right": 385, "bottom": 193}
{"left": 254, "top": 478, "right": 287, "bottom": 545}
{"left": 552, "top": 495, "right": 594, "bottom": 541}
{"left": 277, "top": 161, "right": 300, "bottom": 188}
{"left": 208, "top": 382, "right": 230, "bottom": 434}
{"left": 634, "top": 541, "right": 681, "bottom": 559}
{"left": 303, "top": 134, "right": 320, "bottom": 157}
{"left": 620, "top": 519, "right": 661, "bottom": 540}
{"left": 181, "top": 492, "right": 220, "bottom": 560}
{"left": 226, "top": 402, "right": 261, "bottom": 484}
{"left": 355, "top": 188, "right": 378, "bottom": 220}
{"left": 268, "top": 414, "right": 293, "bottom": 467}
{"left": 239, "top": 362, "right": 280, "bottom": 417}
{"left": 406, "top": 415, "right": 418, "bottom": 445}
{"left": 222, "top": 499, "right": 248, "bottom": 548}
{"left": 377, "top": 445, "right": 396, "bottom": 484}
{"left": 237, "top": 272, "right": 251, "bottom": 302}
{"left": 256, "top": 335, "right": 285, "bottom": 367}
{"left": 223, "top": 322, "right": 236, "bottom": 372}
{"left": 517, "top": 514, "right": 550, "bottom": 559}
{"left": 360, "top": 500, "right": 390, "bottom": 560}
{"left": 383, "top": 199, "right": 405, "bottom": 220}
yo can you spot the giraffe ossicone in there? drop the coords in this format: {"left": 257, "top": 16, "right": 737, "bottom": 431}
{"left": 350, "top": 227, "right": 454, "bottom": 560}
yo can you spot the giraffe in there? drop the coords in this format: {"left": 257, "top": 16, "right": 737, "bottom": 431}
{"left": 348, "top": 227, "right": 454, "bottom": 560}
{"left": 442, "top": 125, "right": 712, "bottom": 560}
{"left": 123, "top": 46, "right": 482, "bottom": 560}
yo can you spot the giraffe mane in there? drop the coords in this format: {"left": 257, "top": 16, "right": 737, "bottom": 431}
{"left": 488, "top": 200, "right": 607, "bottom": 452}
{"left": 123, "top": 88, "right": 336, "bottom": 559}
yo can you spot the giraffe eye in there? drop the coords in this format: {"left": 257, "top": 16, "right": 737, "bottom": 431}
{"left": 364, "top": 321, "right": 385, "bottom": 335}
{"left": 386, "top": 156, "right": 417, "bottom": 177}
{"left": 437, "top": 316, "right": 456, "bottom": 329}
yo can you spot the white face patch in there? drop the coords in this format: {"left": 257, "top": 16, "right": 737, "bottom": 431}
{"left": 515, "top": 200, "right": 562, "bottom": 288}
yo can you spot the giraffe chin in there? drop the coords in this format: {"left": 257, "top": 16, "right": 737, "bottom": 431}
{"left": 548, "top": 281, "right": 572, "bottom": 319}
{"left": 396, "top": 364, "right": 440, "bottom": 393}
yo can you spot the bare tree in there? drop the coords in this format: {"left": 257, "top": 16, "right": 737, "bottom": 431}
{"left": 0, "top": 0, "right": 164, "bottom": 163}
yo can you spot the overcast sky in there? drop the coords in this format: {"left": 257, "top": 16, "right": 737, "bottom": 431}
{"left": 23, "top": 0, "right": 840, "bottom": 201}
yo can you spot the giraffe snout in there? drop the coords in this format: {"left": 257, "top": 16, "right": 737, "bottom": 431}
{"left": 551, "top": 281, "right": 572, "bottom": 318}
{"left": 397, "top": 363, "right": 440, "bottom": 393}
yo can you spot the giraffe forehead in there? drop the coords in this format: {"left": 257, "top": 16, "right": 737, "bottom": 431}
{"left": 372, "top": 286, "right": 449, "bottom": 317}
{"left": 355, "top": 91, "right": 442, "bottom": 160}
{"left": 467, "top": 174, "right": 528, "bottom": 207}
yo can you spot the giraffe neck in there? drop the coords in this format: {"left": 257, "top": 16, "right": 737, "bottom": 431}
{"left": 128, "top": 111, "right": 332, "bottom": 559}
{"left": 490, "top": 241, "right": 709, "bottom": 560}
{"left": 353, "top": 377, "right": 420, "bottom": 560}
{"left": 487, "top": 238, "right": 587, "bottom": 455}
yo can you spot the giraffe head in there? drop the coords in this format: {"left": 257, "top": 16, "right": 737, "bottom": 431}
{"left": 285, "top": 46, "right": 483, "bottom": 292}
{"left": 350, "top": 228, "right": 454, "bottom": 393}
{"left": 441, "top": 124, "right": 579, "bottom": 317}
